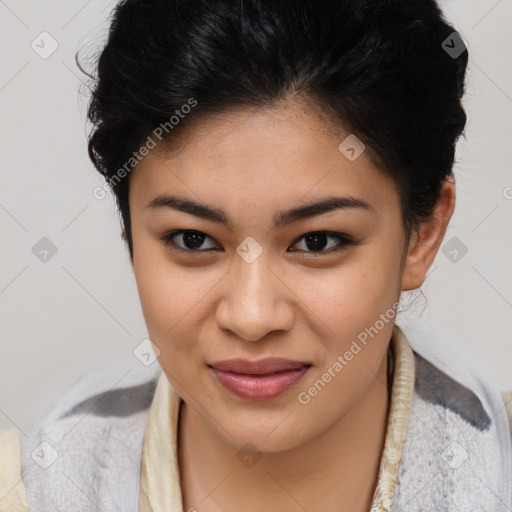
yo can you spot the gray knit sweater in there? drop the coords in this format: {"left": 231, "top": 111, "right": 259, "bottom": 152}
{"left": 10, "top": 346, "right": 512, "bottom": 511}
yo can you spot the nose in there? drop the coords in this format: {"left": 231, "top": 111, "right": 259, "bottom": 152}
{"left": 215, "top": 256, "right": 294, "bottom": 342}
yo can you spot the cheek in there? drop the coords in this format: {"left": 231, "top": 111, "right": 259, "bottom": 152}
{"left": 134, "top": 265, "right": 209, "bottom": 388}
{"left": 132, "top": 244, "right": 230, "bottom": 380}
{"left": 293, "top": 262, "right": 397, "bottom": 418}
{"left": 296, "top": 250, "right": 400, "bottom": 338}
{"left": 132, "top": 243, "right": 203, "bottom": 345}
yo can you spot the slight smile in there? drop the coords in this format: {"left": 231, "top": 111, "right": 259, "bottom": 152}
{"left": 208, "top": 358, "right": 312, "bottom": 402}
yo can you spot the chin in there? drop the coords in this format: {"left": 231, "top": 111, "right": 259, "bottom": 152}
{"left": 210, "top": 408, "right": 309, "bottom": 453}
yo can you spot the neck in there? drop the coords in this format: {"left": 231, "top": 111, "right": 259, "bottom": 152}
{"left": 178, "top": 347, "right": 391, "bottom": 512}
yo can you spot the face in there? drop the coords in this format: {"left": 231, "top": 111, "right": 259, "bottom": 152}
{"left": 129, "top": 100, "right": 408, "bottom": 452}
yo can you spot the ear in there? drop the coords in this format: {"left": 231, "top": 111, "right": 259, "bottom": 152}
{"left": 401, "top": 176, "right": 456, "bottom": 291}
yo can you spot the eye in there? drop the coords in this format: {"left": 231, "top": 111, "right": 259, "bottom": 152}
{"left": 288, "top": 231, "right": 356, "bottom": 254}
{"left": 159, "top": 229, "right": 357, "bottom": 256}
{"left": 160, "top": 230, "right": 220, "bottom": 253}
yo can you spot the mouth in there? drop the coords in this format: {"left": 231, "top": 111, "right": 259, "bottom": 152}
{"left": 207, "top": 358, "right": 311, "bottom": 401}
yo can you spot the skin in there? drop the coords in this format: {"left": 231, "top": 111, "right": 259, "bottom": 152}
{"left": 128, "top": 99, "right": 455, "bottom": 512}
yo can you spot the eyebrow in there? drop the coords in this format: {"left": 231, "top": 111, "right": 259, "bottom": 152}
{"left": 146, "top": 194, "right": 374, "bottom": 227}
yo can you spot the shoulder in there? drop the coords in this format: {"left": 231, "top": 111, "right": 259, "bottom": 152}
{"left": 19, "top": 360, "right": 162, "bottom": 512}
{"left": 28, "top": 360, "right": 161, "bottom": 425}
{"left": 21, "top": 360, "right": 161, "bottom": 450}
{"left": 411, "top": 348, "right": 495, "bottom": 430}
{"left": 410, "top": 345, "right": 512, "bottom": 442}
{"left": 396, "top": 325, "right": 510, "bottom": 434}
{"left": 392, "top": 337, "right": 512, "bottom": 510}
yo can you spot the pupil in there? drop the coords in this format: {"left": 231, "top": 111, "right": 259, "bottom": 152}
{"left": 305, "top": 233, "right": 327, "bottom": 251}
{"left": 183, "top": 231, "right": 205, "bottom": 249}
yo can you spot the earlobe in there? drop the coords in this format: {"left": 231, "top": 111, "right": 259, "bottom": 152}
{"left": 401, "top": 177, "right": 456, "bottom": 292}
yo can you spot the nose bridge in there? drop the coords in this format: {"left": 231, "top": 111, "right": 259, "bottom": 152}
{"left": 234, "top": 256, "right": 273, "bottom": 308}
{"left": 217, "top": 253, "right": 292, "bottom": 342}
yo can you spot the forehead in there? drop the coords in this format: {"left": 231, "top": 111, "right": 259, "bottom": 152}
{"left": 129, "top": 103, "right": 397, "bottom": 216}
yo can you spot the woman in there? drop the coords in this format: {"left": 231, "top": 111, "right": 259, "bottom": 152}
{"left": 1, "top": 0, "right": 511, "bottom": 511}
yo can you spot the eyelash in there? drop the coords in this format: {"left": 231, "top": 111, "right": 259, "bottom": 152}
{"left": 159, "top": 230, "right": 357, "bottom": 256}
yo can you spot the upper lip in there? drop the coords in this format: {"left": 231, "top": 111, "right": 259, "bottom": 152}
{"left": 208, "top": 357, "right": 311, "bottom": 375}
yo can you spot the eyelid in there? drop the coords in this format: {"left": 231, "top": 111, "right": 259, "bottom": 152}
{"left": 288, "top": 231, "right": 353, "bottom": 246}
{"left": 160, "top": 229, "right": 356, "bottom": 255}
{"left": 159, "top": 230, "right": 221, "bottom": 254}
{"left": 288, "top": 231, "right": 356, "bottom": 254}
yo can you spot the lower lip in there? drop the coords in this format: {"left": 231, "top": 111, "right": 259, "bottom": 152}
{"left": 209, "top": 366, "right": 310, "bottom": 401}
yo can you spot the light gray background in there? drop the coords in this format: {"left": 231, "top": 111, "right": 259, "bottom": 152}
{"left": 1, "top": 0, "right": 511, "bottom": 432}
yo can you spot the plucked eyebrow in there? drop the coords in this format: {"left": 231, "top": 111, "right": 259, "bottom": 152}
{"left": 146, "top": 194, "right": 374, "bottom": 226}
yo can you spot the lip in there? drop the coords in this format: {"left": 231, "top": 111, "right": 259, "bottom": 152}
{"left": 209, "top": 357, "right": 310, "bottom": 374}
{"left": 208, "top": 358, "right": 311, "bottom": 401}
